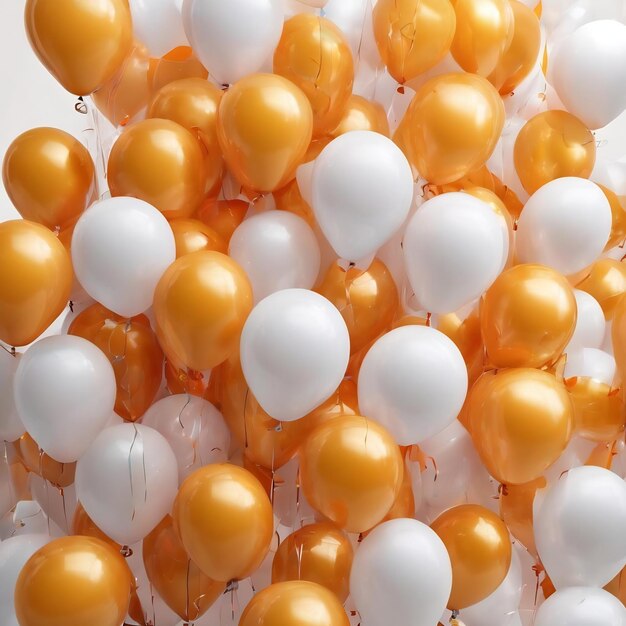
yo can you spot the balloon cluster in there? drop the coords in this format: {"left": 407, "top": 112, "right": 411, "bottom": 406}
{"left": 2, "top": 1, "right": 626, "bottom": 625}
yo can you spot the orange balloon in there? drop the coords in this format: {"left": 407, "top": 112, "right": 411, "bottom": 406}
{"left": 431, "top": 504, "right": 511, "bottom": 609}
{"left": 601, "top": 185, "right": 626, "bottom": 251}
{"left": 169, "top": 218, "right": 227, "bottom": 257}
{"left": 0, "top": 220, "right": 72, "bottom": 347}
{"left": 273, "top": 178, "right": 315, "bottom": 227}
{"left": 3, "top": 128, "right": 95, "bottom": 230}
{"left": 173, "top": 463, "right": 274, "bottom": 582}
{"left": 372, "top": 455, "right": 416, "bottom": 525}
{"left": 217, "top": 73, "right": 313, "bottom": 193}
{"left": 13, "top": 432, "right": 76, "bottom": 488}
{"left": 153, "top": 251, "right": 252, "bottom": 372}
{"left": 330, "top": 95, "right": 390, "bottom": 138}
{"left": 299, "top": 415, "right": 404, "bottom": 534}
{"left": 68, "top": 302, "right": 163, "bottom": 422}
{"left": 577, "top": 259, "right": 626, "bottom": 319}
{"left": 108, "top": 118, "right": 206, "bottom": 219}
{"left": 148, "top": 46, "right": 209, "bottom": 94}
{"left": 72, "top": 503, "right": 121, "bottom": 552}
{"left": 195, "top": 198, "right": 249, "bottom": 245}
{"left": 14, "top": 536, "right": 132, "bottom": 626}
{"left": 468, "top": 369, "right": 573, "bottom": 484}
{"left": 373, "top": 0, "right": 456, "bottom": 84}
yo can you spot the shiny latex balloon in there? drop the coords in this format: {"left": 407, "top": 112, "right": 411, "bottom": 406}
{"left": 143, "top": 516, "right": 224, "bottom": 621}
{"left": 14, "top": 536, "right": 132, "bottom": 626}
{"left": 2, "top": 128, "right": 95, "bottom": 230}
{"left": 534, "top": 587, "right": 626, "bottom": 626}
{"left": 68, "top": 302, "right": 164, "bottom": 422}
{"left": 13, "top": 432, "right": 76, "bottom": 488}
{"left": 330, "top": 95, "right": 390, "bottom": 138}
{"left": 274, "top": 14, "right": 354, "bottom": 137}
{"left": 468, "top": 369, "right": 574, "bottom": 484}
{"left": 148, "top": 46, "right": 209, "bottom": 94}
{"left": 217, "top": 73, "right": 313, "bottom": 193}
{"left": 169, "top": 218, "right": 226, "bottom": 257}
{"left": 239, "top": 581, "right": 350, "bottom": 626}
{"left": 72, "top": 503, "right": 120, "bottom": 552}
{"left": 271, "top": 522, "right": 353, "bottom": 602}
{"left": 431, "top": 504, "right": 512, "bottom": 609}
{"left": 481, "top": 264, "right": 577, "bottom": 368}
{"left": 0, "top": 220, "right": 72, "bottom": 347}
{"left": 372, "top": 0, "right": 456, "bottom": 84}
{"left": 273, "top": 178, "right": 315, "bottom": 227}
{"left": 24, "top": 0, "right": 133, "bottom": 95}
{"left": 578, "top": 259, "right": 626, "bottom": 319}
{"left": 299, "top": 415, "right": 403, "bottom": 533}
{"left": 195, "top": 198, "right": 248, "bottom": 245}
{"left": 108, "top": 118, "right": 206, "bottom": 219}
{"left": 153, "top": 251, "right": 253, "bottom": 372}
{"left": 396, "top": 73, "right": 505, "bottom": 185}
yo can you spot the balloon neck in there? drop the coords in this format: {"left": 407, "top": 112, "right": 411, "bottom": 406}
{"left": 120, "top": 545, "right": 133, "bottom": 558}
{"left": 225, "top": 579, "right": 239, "bottom": 593}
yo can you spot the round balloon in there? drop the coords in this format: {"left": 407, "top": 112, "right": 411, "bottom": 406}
{"left": 569, "top": 290, "right": 605, "bottom": 351}
{"left": 534, "top": 587, "right": 626, "bottom": 626}
{"left": 129, "top": 0, "right": 187, "bottom": 57}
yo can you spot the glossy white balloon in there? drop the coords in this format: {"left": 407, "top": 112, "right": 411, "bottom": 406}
{"left": 564, "top": 348, "right": 616, "bottom": 385}
{"left": 0, "top": 351, "right": 23, "bottom": 442}
{"left": 534, "top": 587, "right": 626, "bottom": 626}
{"left": 568, "top": 290, "right": 606, "bottom": 351}
{"left": 129, "top": 0, "right": 188, "bottom": 57}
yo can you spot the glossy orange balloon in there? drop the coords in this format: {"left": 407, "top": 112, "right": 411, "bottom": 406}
{"left": 468, "top": 369, "right": 574, "bottom": 484}
{"left": 72, "top": 503, "right": 121, "bottom": 552}
{"left": 3, "top": 128, "right": 95, "bottom": 230}
{"left": 13, "top": 432, "right": 76, "bottom": 488}
{"left": 0, "top": 220, "right": 72, "bottom": 347}
{"left": 217, "top": 73, "right": 313, "bottom": 193}
{"left": 173, "top": 463, "right": 274, "bottom": 582}
{"left": 169, "top": 218, "right": 227, "bottom": 257}
{"left": 431, "top": 504, "right": 511, "bottom": 609}
{"left": 602, "top": 185, "right": 626, "bottom": 251}
{"left": 481, "top": 264, "right": 577, "bottom": 368}
{"left": 195, "top": 198, "right": 249, "bottom": 245}
{"left": 578, "top": 259, "right": 626, "bottom": 319}
{"left": 68, "top": 302, "right": 163, "bottom": 422}
{"left": 108, "top": 118, "right": 206, "bottom": 219}
{"left": 14, "top": 536, "right": 132, "bottom": 626}
{"left": 330, "top": 95, "right": 390, "bottom": 138}
{"left": 299, "top": 415, "right": 403, "bottom": 534}
{"left": 148, "top": 46, "right": 209, "bottom": 94}
{"left": 25, "top": 0, "right": 133, "bottom": 95}
{"left": 153, "top": 251, "right": 252, "bottom": 372}
{"left": 373, "top": 0, "right": 456, "bottom": 84}
{"left": 273, "top": 178, "right": 315, "bottom": 226}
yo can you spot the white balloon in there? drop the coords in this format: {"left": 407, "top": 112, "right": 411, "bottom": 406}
{"left": 240, "top": 289, "right": 350, "bottom": 422}
{"left": 312, "top": 131, "right": 414, "bottom": 262}
{"left": 534, "top": 587, "right": 626, "bottom": 626}
{"left": 350, "top": 518, "right": 452, "bottom": 626}
{"left": 564, "top": 347, "right": 616, "bottom": 385}
{"left": 568, "top": 290, "right": 606, "bottom": 350}
{"left": 358, "top": 326, "right": 468, "bottom": 445}
{"left": 534, "top": 465, "right": 626, "bottom": 588}
{"left": 0, "top": 351, "right": 23, "bottom": 442}
{"left": 552, "top": 20, "right": 626, "bottom": 129}
{"left": 229, "top": 211, "right": 321, "bottom": 303}
{"left": 516, "top": 178, "right": 612, "bottom": 275}
{"left": 71, "top": 197, "right": 176, "bottom": 318}
{"left": 14, "top": 335, "right": 116, "bottom": 463}
{"left": 141, "top": 394, "right": 230, "bottom": 484}
{"left": 403, "top": 193, "right": 508, "bottom": 314}
{"left": 129, "top": 0, "right": 188, "bottom": 57}
{"left": 76, "top": 423, "right": 178, "bottom": 546}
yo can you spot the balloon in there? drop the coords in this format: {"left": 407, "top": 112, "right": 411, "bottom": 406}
{"left": 330, "top": 95, "right": 390, "bottom": 138}
{"left": 169, "top": 218, "right": 226, "bottom": 257}
{"left": 0, "top": 350, "right": 23, "bottom": 442}
{"left": 569, "top": 290, "right": 606, "bottom": 350}
{"left": 469, "top": 369, "right": 573, "bottom": 484}
{"left": 240, "top": 289, "right": 350, "bottom": 422}
{"left": 396, "top": 73, "right": 505, "bottom": 185}
{"left": 516, "top": 178, "right": 611, "bottom": 275}
{"left": 129, "top": 0, "right": 187, "bottom": 58}
{"left": 2, "top": 128, "right": 95, "bottom": 230}
{"left": 173, "top": 463, "right": 274, "bottom": 582}
{"left": 535, "top": 466, "right": 626, "bottom": 588}
{"left": 25, "top": 0, "right": 132, "bottom": 95}
{"left": 481, "top": 264, "right": 577, "bottom": 368}
{"left": 13, "top": 431, "right": 76, "bottom": 488}
{"left": 299, "top": 415, "right": 403, "bottom": 533}
{"left": 0, "top": 220, "right": 72, "bottom": 347}
{"left": 535, "top": 587, "right": 626, "bottom": 626}
{"left": 552, "top": 20, "right": 626, "bottom": 130}
{"left": 76, "top": 423, "right": 178, "bottom": 545}
{"left": 500, "top": 477, "right": 545, "bottom": 556}
{"left": 195, "top": 198, "right": 248, "bottom": 245}
{"left": 578, "top": 259, "right": 626, "bottom": 319}
{"left": 564, "top": 348, "right": 616, "bottom": 386}
{"left": 72, "top": 503, "right": 120, "bottom": 551}
{"left": 311, "top": 131, "right": 414, "bottom": 262}
{"left": 153, "top": 251, "right": 253, "bottom": 372}
{"left": 143, "top": 516, "right": 224, "bottom": 621}
{"left": 229, "top": 211, "right": 321, "bottom": 303}
{"left": 351, "top": 518, "right": 452, "bottom": 626}
{"left": 108, "top": 118, "right": 206, "bottom": 219}
{"left": 358, "top": 325, "right": 468, "bottom": 445}
{"left": 239, "top": 581, "right": 350, "bottom": 626}
{"left": 71, "top": 197, "right": 176, "bottom": 318}
{"left": 217, "top": 73, "right": 313, "bottom": 194}
{"left": 14, "top": 536, "right": 131, "bottom": 626}
{"left": 271, "top": 522, "right": 353, "bottom": 602}
{"left": 372, "top": 0, "right": 456, "bottom": 84}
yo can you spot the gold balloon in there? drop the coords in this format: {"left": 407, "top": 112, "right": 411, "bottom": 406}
{"left": 108, "top": 118, "right": 206, "bottom": 219}
{"left": 217, "top": 73, "right": 313, "bottom": 194}
{"left": 3, "top": 128, "right": 95, "bottom": 230}
{"left": 299, "top": 415, "right": 404, "bottom": 534}
{"left": 273, "top": 178, "right": 315, "bottom": 227}
{"left": 173, "top": 463, "right": 274, "bottom": 582}
{"left": 396, "top": 73, "right": 505, "bottom": 185}
{"left": 153, "top": 251, "right": 252, "bottom": 372}
{"left": 601, "top": 185, "right": 626, "bottom": 251}
{"left": 577, "top": 259, "right": 626, "bottom": 319}
{"left": 330, "top": 95, "right": 390, "bottom": 138}
{"left": 451, "top": 0, "right": 514, "bottom": 76}
{"left": 373, "top": 0, "right": 456, "bottom": 84}
{"left": 0, "top": 220, "right": 72, "bottom": 347}
{"left": 195, "top": 198, "right": 249, "bottom": 245}
{"left": 431, "top": 504, "right": 512, "bottom": 609}
{"left": 25, "top": 0, "right": 133, "bottom": 95}
{"left": 468, "top": 369, "right": 573, "bottom": 484}
{"left": 271, "top": 522, "right": 354, "bottom": 602}
{"left": 14, "top": 536, "right": 132, "bottom": 626}
{"left": 481, "top": 264, "right": 577, "bottom": 368}
{"left": 148, "top": 45, "right": 209, "bottom": 94}
{"left": 13, "top": 432, "right": 75, "bottom": 488}
{"left": 169, "top": 218, "right": 227, "bottom": 257}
